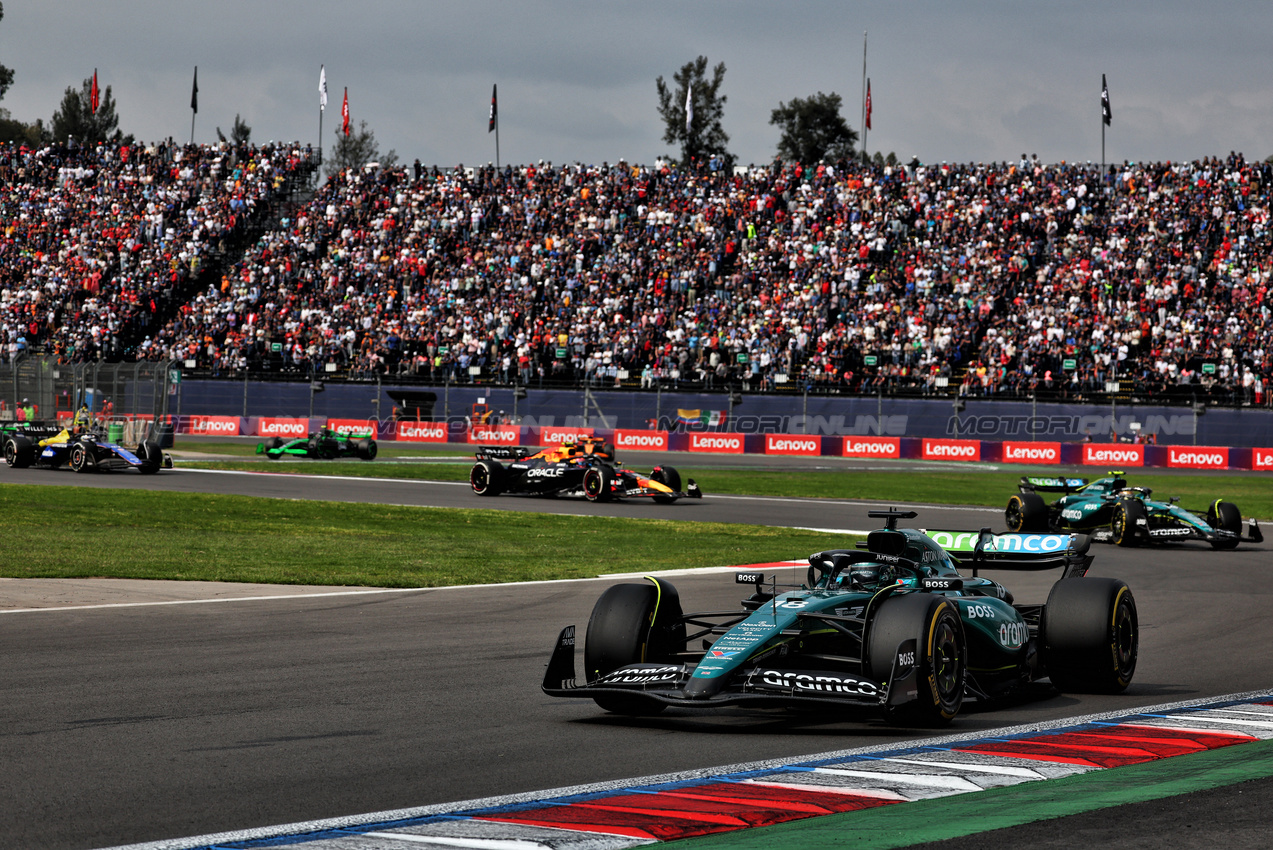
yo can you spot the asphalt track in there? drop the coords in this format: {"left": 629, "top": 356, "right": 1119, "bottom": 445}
{"left": 1, "top": 458, "right": 1271, "bottom": 849}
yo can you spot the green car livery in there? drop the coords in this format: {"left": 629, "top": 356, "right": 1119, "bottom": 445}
{"left": 1005, "top": 472, "right": 1261, "bottom": 550}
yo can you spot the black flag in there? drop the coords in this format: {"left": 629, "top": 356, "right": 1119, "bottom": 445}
{"left": 489, "top": 84, "right": 497, "bottom": 133}
{"left": 1101, "top": 74, "right": 1111, "bottom": 126}
{"left": 191, "top": 67, "right": 199, "bottom": 114}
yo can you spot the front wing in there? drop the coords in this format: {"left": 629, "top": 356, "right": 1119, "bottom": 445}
{"left": 541, "top": 625, "right": 917, "bottom": 713}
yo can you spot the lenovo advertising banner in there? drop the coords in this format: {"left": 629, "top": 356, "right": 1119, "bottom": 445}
{"left": 688, "top": 432, "right": 745, "bottom": 454}
{"left": 326, "top": 418, "right": 377, "bottom": 438}
{"left": 539, "top": 426, "right": 595, "bottom": 445}
{"left": 396, "top": 421, "right": 448, "bottom": 442}
{"left": 188, "top": 415, "right": 241, "bottom": 436}
{"left": 257, "top": 417, "right": 308, "bottom": 438}
{"left": 840, "top": 436, "right": 901, "bottom": 459}
{"left": 764, "top": 434, "right": 821, "bottom": 456}
{"left": 613, "top": 429, "right": 669, "bottom": 451}
{"left": 1253, "top": 449, "right": 1273, "bottom": 471}
{"left": 1166, "top": 445, "right": 1229, "bottom": 470}
{"left": 468, "top": 425, "right": 521, "bottom": 445}
{"left": 1081, "top": 443, "right": 1144, "bottom": 467}
{"left": 921, "top": 438, "right": 981, "bottom": 461}
{"left": 1001, "top": 441, "right": 1061, "bottom": 464}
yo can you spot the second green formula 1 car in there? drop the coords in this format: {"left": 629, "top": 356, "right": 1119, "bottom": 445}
{"left": 257, "top": 428, "right": 377, "bottom": 460}
{"left": 1005, "top": 472, "right": 1261, "bottom": 550}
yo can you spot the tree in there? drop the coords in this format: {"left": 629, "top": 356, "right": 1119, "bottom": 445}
{"left": 769, "top": 91, "right": 859, "bottom": 167}
{"left": 0, "top": 3, "right": 13, "bottom": 103}
{"left": 655, "top": 56, "right": 730, "bottom": 169}
{"left": 325, "top": 119, "right": 399, "bottom": 178}
{"left": 51, "top": 77, "right": 124, "bottom": 144}
{"left": 216, "top": 113, "right": 252, "bottom": 146}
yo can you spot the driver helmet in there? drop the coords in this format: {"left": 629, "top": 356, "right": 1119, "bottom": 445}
{"left": 842, "top": 561, "right": 898, "bottom": 590}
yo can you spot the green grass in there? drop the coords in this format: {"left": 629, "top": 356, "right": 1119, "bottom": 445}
{"left": 177, "top": 458, "right": 1273, "bottom": 520}
{"left": 0, "top": 484, "right": 831, "bottom": 587}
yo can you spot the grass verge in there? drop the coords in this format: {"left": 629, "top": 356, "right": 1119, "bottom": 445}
{"left": 0, "top": 483, "right": 832, "bottom": 587}
{"left": 178, "top": 460, "right": 1273, "bottom": 519}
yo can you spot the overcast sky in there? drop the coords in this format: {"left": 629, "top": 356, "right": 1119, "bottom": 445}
{"left": 3, "top": 1, "right": 1271, "bottom": 169}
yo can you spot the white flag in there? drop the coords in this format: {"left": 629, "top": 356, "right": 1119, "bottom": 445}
{"left": 319, "top": 65, "right": 328, "bottom": 112}
{"left": 685, "top": 84, "right": 693, "bottom": 133}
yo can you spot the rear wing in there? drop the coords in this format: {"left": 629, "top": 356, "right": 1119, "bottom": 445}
{"left": 925, "top": 528, "right": 1093, "bottom": 579}
{"left": 474, "top": 445, "right": 533, "bottom": 461}
{"left": 1018, "top": 475, "right": 1088, "bottom": 494}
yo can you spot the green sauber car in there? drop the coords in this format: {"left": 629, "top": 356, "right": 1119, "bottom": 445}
{"left": 256, "top": 427, "right": 377, "bottom": 460}
{"left": 1005, "top": 472, "right": 1262, "bottom": 550}
{"left": 544, "top": 509, "right": 1138, "bottom": 726}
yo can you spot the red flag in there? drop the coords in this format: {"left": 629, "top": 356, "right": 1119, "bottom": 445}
{"left": 865, "top": 78, "right": 872, "bottom": 131}
{"left": 341, "top": 87, "right": 350, "bottom": 136}
{"left": 91, "top": 69, "right": 99, "bottom": 114}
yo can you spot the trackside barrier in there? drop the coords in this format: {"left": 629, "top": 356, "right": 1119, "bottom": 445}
{"left": 174, "top": 417, "right": 1273, "bottom": 470}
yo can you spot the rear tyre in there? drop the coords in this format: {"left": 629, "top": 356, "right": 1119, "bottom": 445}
{"left": 1042, "top": 578, "right": 1138, "bottom": 693}
{"left": 356, "top": 439, "right": 378, "bottom": 461}
{"left": 651, "top": 465, "right": 682, "bottom": 504}
{"left": 583, "top": 465, "right": 613, "bottom": 502}
{"left": 70, "top": 443, "right": 91, "bottom": 473}
{"left": 1207, "top": 501, "right": 1242, "bottom": 550}
{"left": 867, "top": 594, "right": 966, "bottom": 727}
{"left": 1005, "top": 492, "right": 1048, "bottom": 532}
{"left": 469, "top": 459, "right": 505, "bottom": 496}
{"left": 4, "top": 436, "right": 34, "bottom": 468}
{"left": 136, "top": 440, "right": 163, "bottom": 474}
{"left": 1110, "top": 499, "right": 1145, "bottom": 546}
{"left": 584, "top": 582, "right": 672, "bottom": 715}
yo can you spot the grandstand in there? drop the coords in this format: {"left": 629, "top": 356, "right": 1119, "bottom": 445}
{"left": 1, "top": 142, "right": 1268, "bottom": 412}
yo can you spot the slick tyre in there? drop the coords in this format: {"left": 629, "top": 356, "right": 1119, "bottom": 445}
{"left": 1111, "top": 499, "right": 1145, "bottom": 547}
{"left": 264, "top": 437, "right": 284, "bottom": 457}
{"left": 1207, "top": 501, "right": 1242, "bottom": 550}
{"left": 4, "top": 435, "right": 34, "bottom": 468}
{"left": 470, "top": 460, "right": 505, "bottom": 496}
{"left": 1005, "top": 492, "right": 1048, "bottom": 532}
{"left": 583, "top": 465, "right": 613, "bottom": 502}
{"left": 651, "top": 465, "right": 681, "bottom": 504}
{"left": 1042, "top": 578, "right": 1138, "bottom": 694}
{"left": 136, "top": 440, "right": 163, "bottom": 474}
{"left": 356, "top": 439, "right": 378, "bottom": 461}
{"left": 70, "top": 443, "right": 91, "bottom": 473}
{"left": 868, "top": 594, "right": 966, "bottom": 727}
{"left": 585, "top": 582, "right": 670, "bottom": 715}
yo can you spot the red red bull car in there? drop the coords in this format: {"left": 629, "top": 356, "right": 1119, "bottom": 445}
{"left": 470, "top": 437, "right": 701, "bottom": 503}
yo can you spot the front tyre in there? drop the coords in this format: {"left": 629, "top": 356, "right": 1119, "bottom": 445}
{"left": 1042, "top": 578, "right": 1138, "bottom": 693}
{"left": 1208, "top": 501, "right": 1242, "bottom": 550}
{"left": 584, "top": 582, "right": 672, "bottom": 715}
{"left": 1110, "top": 499, "right": 1145, "bottom": 546}
{"left": 1005, "top": 492, "right": 1048, "bottom": 532}
{"left": 356, "top": 439, "right": 378, "bottom": 461}
{"left": 136, "top": 440, "right": 163, "bottom": 474}
{"left": 651, "top": 465, "right": 681, "bottom": 504}
{"left": 70, "top": 443, "right": 91, "bottom": 473}
{"left": 470, "top": 460, "right": 505, "bottom": 496}
{"left": 583, "top": 465, "right": 613, "bottom": 502}
{"left": 868, "top": 594, "right": 966, "bottom": 727}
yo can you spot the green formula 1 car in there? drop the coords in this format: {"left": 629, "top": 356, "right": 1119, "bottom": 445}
{"left": 256, "top": 428, "right": 377, "bottom": 460}
{"left": 1005, "top": 473, "right": 1262, "bottom": 550}
{"left": 544, "top": 509, "right": 1137, "bottom": 726}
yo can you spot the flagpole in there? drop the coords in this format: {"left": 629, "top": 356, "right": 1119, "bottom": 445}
{"left": 190, "top": 66, "right": 197, "bottom": 145}
{"left": 860, "top": 32, "right": 868, "bottom": 162}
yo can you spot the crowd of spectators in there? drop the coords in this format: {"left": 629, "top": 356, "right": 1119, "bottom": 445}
{"left": 0, "top": 139, "right": 317, "bottom": 364}
{"left": 1, "top": 140, "right": 1269, "bottom": 407}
